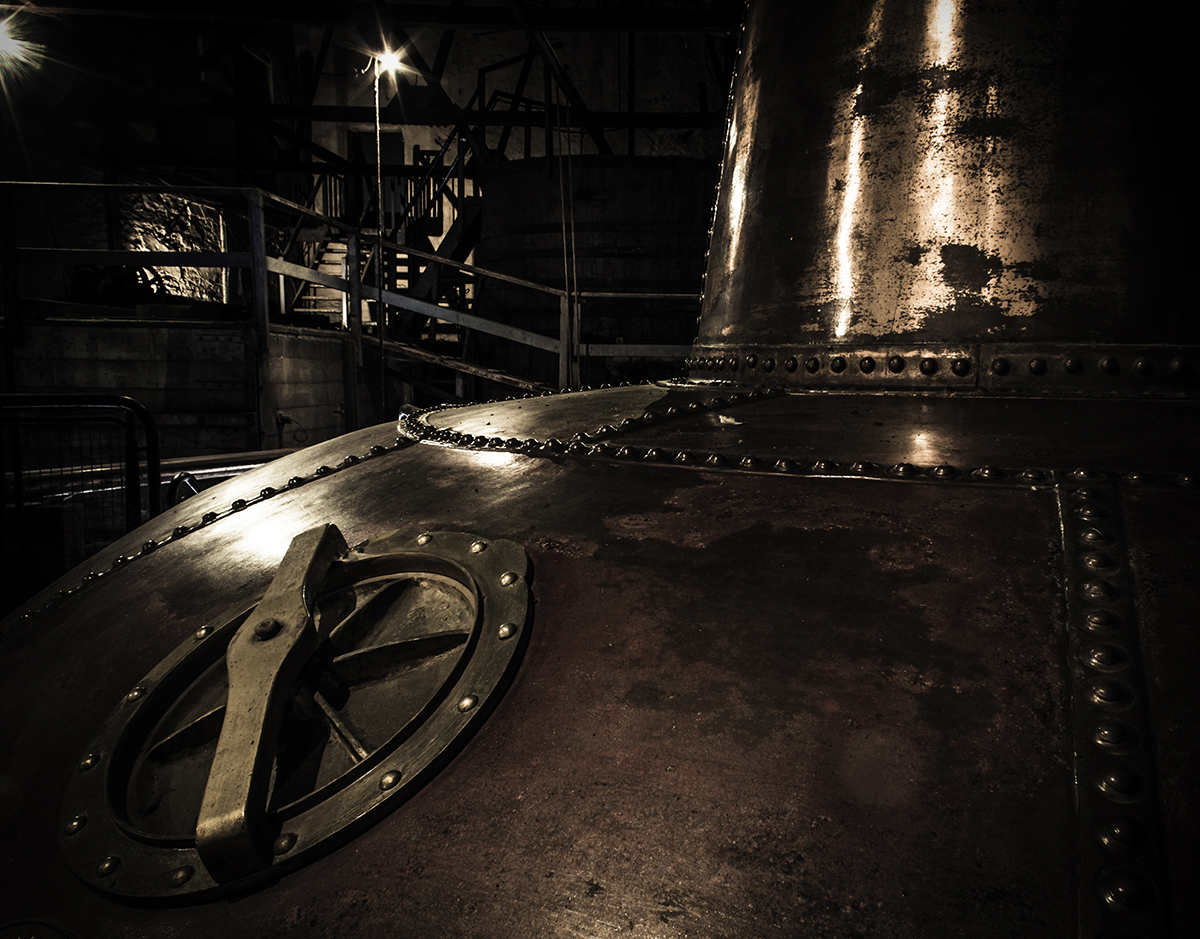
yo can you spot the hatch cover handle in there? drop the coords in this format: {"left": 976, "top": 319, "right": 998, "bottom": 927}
{"left": 195, "top": 524, "right": 348, "bottom": 883}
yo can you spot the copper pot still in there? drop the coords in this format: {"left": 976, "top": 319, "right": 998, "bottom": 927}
{"left": 0, "top": 2, "right": 1194, "bottom": 938}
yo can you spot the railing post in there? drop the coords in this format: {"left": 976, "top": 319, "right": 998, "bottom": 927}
{"left": 558, "top": 294, "right": 570, "bottom": 390}
{"left": 247, "top": 191, "right": 271, "bottom": 349}
{"left": 344, "top": 232, "right": 363, "bottom": 431}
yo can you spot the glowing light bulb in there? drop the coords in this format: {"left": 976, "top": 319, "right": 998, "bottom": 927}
{"left": 376, "top": 50, "right": 403, "bottom": 75}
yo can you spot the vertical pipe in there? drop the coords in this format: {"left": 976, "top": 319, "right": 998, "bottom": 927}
{"left": 558, "top": 294, "right": 570, "bottom": 390}
{"left": 246, "top": 191, "right": 270, "bottom": 351}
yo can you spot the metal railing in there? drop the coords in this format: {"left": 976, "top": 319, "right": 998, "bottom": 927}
{"left": 1, "top": 393, "right": 161, "bottom": 614}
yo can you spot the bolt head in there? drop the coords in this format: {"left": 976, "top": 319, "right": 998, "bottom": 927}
{"left": 859, "top": 356, "right": 875, "bottom": 374}
{"left": 273, "top": 832, "right": 297, "bottom": 855}
{"left": 1099, "top": 356, "right": 1120, "bottom": 375}
{"left": 64, "top": 815, "right": 87, "bottom": 835}
{"left": 1096, "top": 817, "right": 1141, "bottom": 853}
{"left": 950, "top": 358, "right": 971, "bottom": 376}
{"left": 457, "top": 694, "right": 479, "bottom": 712}
{"left": 417, "top": 533, "right": 432, "bottom": 545}
{"left": 498, "top": 623, "right": 517, "bottom": 640}
{"left": 804, "top": 357, "right": 820, "bottom": 373}
{"left": 500, "top": 571, "right": 519, "bottom": 586}
{"left": 96, "top": 856, "right": 121, "bottom": 878}
{"left": 126, "top": 686, "right": 146, "bottom": 702}
{"left": 470, "top": 541, "right": 487, "bottom": 554}
{"left": 887, "top": 355, "right": 905, "bottom": 373}
{"left": 78, "top": 753, "right": 100, "bottom": 773}
{"left": 989, "top": 357, "right": 1010, "bottom": 376}
{"left": 167, "top": 865, "right": 195, "bottom": 888}
{"left": 830, "top": 356, "right": 847, "bottom": 373}
{"left": 254, "top": 618, "right": 283, "bottom": 641}
{"left": 194, "top": 626, "right": 213, "bottom": 640}
{"left": 1062, "top": 356, "right": 1083, "bottom": 375}
{"left": 1028, "top": 358, "right": 1047, "bottom": 375}
{"left": 919, "top": 357, "right": 938, "bottom": 375}
{"left": 379, "top": 770, "right": 402, "bottom": 790}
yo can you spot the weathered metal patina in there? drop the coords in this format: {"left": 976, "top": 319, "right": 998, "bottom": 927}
{"left": 1, "top": 1, "right": 1196, "bottom": 937}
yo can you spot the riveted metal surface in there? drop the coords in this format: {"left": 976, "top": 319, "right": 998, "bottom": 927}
{"left": 0, "top": 380, "right": 1196, "bottom": 937}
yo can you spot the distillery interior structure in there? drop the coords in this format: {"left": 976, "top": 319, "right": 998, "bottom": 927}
{"left": 1, "top": 2, "right": 1195, "bottom": 938}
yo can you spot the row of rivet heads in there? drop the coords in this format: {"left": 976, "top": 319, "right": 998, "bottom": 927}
{"left": 687, "top": 351, "right": 974, "bottom": 377}
{"left": 687, "top": 351, "right": 1199, "bottom": 385}
{"left": 1059, "top": 481, "right": 1166, "bottom": 936}
{"left": 8, "top": 437, "right": 415, "bottom": 625}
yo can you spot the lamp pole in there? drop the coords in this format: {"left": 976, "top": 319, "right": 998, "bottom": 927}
{"left": 374, "top": 55, "right": 385, "bottom": 420}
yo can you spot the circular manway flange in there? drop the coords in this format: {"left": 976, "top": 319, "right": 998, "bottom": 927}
{"left": 59, "top": 527, "right": 531, "bottom": 903}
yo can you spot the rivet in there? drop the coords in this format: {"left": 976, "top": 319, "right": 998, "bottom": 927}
{"left": 370, "top": 445, "right": 386, "bottom": 455}
{"left": 457, "top": 694, "right": 479, "bottom": 712}
{"left": 1094, "top": 720, "right": 1133, "bottom": 749}
{"left": 96, "top": 856, "right": 121, "bottom": 878}
{"left": 1087, "top": 644, "right": 1128, "bottom": 670}
{"left": 977, "top": 466, "right": 1004, "bottom": 479}
{"left": 673, "top": 451, "right": 692, "bottom": 464}
{"left": 919, "top": 357, "right": 938, "bottom": 375}
{"left": 287, "top": 476, "right": 304, "bottom": 488}
{"left": 1084, "top": 580, "right": 1117, "bottom": 599}
{"left": 813, "top": 460, "right": 839, "bottom": 473}
{"left": 1098, "top": 766, "right": 1142, "bottom": 799}
{"left": 167, "top": 865, "right": 195, "bottom": 888}
{"left": 470, "top": 541, "right": 487, "bottom": 554}
{"left": 64, "top": 815, "right": 87, "bottom": 835}
{"left": 231, "top": 499, "right": 247, "bottom": 511}
{"left": 705, "top": 453, "right": 728, "bottom": 467}
{"left": 1029, "top": 358, "right": 1047, "bottom": 376}
{"left": 173, "top": 525, "right": 190, "bottom": 538}
{"left": 950, "top": 358, "right": 971, "bottom": 376}
{"left": 851, "top": 461, "right": 878, "bottom": 474}
{"left": 1096, "top": 817, "right": 1142, "bottom": 853}
{"left": 644, "top": 448, "right": 665, "bottom": 461}
{"left": 1134, "top": 357, "right": 1154, "bottom": 376}
{"left": 1085, "top": 610, "right": 1121, "bottom": 632}
{"left": 500, "top": 572, "right": 518, "bottom": 586}
{"left": 1077, "top": 527, "right": 1112, "bottom": 546}
{"left": 616, "top": 446, "right": 637, "bottom": 459}
{"left": 887, "top": 355, "right": 905, "bottom": 373}
{"left": 1091, "top": 679, "right": 1127, "bottom": 705}
{"left": 273, "top": 832, "right": 297, "bottom": 855}
{"left": 989, "top": 357, "right": 1010, "bottom": 376}
{"left": 82, "top": 571, "right": 101, "bottom": 583}
{"left": 830, "top": 356, "right": 847, "bottom": 373}
{"left": 1123, "top": 471, "right": 1147, "bottom": 485}
{"left": 505, "top": 438, "right": 521, "bottom": 450}
{"left": 126, "top": 686, "right": 146, "bottom": 702}
{"left": 315, "top": 465, "right": 333, "bottom": 476}
{"left": 498, "top": 623, "right": 517, "bottom": 640}
{"left": 78, "top": 753, "right": 100, "bottom": 773}
{"left": 1063, "top": 356, "right": 1083, "bottom": 375}
{"left": 260, "top": 487, "right": 277, "bottom": 498}
{"left": 1098, "top": 869, "right": 1154, "bottom": 910}
{"left": 739, "top": 455, "right": 758, "bottom": 469}
{"left": 1019, "top": 469, "right": 1046, "bottom": 482}
{"left": 111, "top": 555, "right": 128, "bottom": 569}
{"left": 589, "top": 444, "right": 615, "bottom": 458}
{"left": 566, "top": 441, "right": 588, "bottom": 455}
{"left": 931, "top": 465, "right": 957, "bottom": 478}
{"left": 891, "top": 463, "right": 918, "bottom": 477}
{"left": 1176, "top": 473, "right": 1196, "bottom": 487}
{"left": 775, "top": 459, "right": 799, "bottom": 473}
{"left": 488, "top": 437, "right": 505, "bottom": 449}
{"left": 1071, "top": 467, "right": 1101, "bottom": 481}
{"left": 379, "top": 770, "right": 402, "bottom": 790}
{"left": 1169, "top": 356, "right": 1190, "bottom": 376}
{"left": 745, "top": 354, "right": 757, "bottom": 369}
{"left": 664, "top": 406, "right": 679, "bottom": 417}
{"left": 1081, "top": 552, "right": 1116, "bottom": 573}
{"left": 1073, "top": 504, "right": 1107, "bottom": 521}
{"left": 254, "top": 618, "right": 283, "bottom": 641}
{"left": 804, "top": 357, "right": 820, "bottom": 373}
{"left": 784, "top": 356, "right": 798, "bottom": 372}
{"left": 763, "top": 357, "right": 775, "bottom": 372}
{"left": 194, "top": 626, "right": 213, "bottom": 640}
{"left": 1099, "top": 356, "right": 1120, "bottom": 375}
{"left": 859, "top": 356, "right": 875, "bottom": 374}
{"left": 729, "top": 355, "right": 740, "bottom": 371}
{"left": 543, "top": 439, "right": 565, "bottom": 452}
{"left": 417, "top": 533, "right": 432, "bottom": 545}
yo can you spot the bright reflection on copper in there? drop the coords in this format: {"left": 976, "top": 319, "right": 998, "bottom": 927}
{"left": 833, "top": 85, "right": 866, "bottom": 338}
{"left": 929, "top": 0, "right": 957, "bottom": 66}
{"left": 724, "top": 111, "right": 747, "bottom": 279}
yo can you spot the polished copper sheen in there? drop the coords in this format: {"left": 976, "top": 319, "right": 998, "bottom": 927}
{"left": 697, "top": 0, "right": 1190, "bottom": 354}
{"left": 0, "top": 2, "right": 1196, "bottom": 939}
